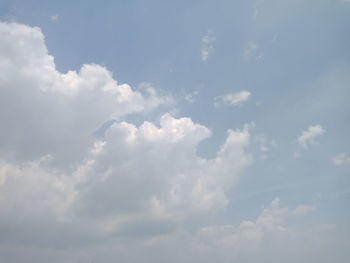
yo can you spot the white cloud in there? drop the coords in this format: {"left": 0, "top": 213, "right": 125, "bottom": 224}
{"left": 200, "top": 30, "right": 215, "bottom": 62}
{"left": 0, "top": 21, "right": 170, "bottom": 166}
{"left": 243, "top": 41, "right": 264, "bottom": 62}
{"left": 297, "top": 124, "right": 325, "bottom": 149}
{"left": 0, "top": 20, "right": 339, "bottom": 263}
{"left": 332, "top": 152, "right": 350, "bottom": 165}
{"left": 0, "top": 21, "right": 254, "bottom": 253}
{"left": 214, "top": 91, "right": 251, "bottom": 107}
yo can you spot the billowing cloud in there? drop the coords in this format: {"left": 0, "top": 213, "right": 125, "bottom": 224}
{"left": 0, "top": 20, "right": 342, "bottom": 263}
{"left": 0, "top": 21, "right": 170, "bottom": 166}
{"left": 214, "top": 91, "right": 251, "bottom": 107}
{"left": 0, "top": 21, "right": 253, "bottom": 251}
{"left": 298, "top": 125, "right": 325, "bottom": 149}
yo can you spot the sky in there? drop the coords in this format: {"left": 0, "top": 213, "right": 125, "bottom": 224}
{"left": 0, "top": 0, "right": 349, "bottom": 262}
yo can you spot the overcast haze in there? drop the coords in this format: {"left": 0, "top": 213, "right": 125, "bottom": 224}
{"left": 0, "top": 0, "right": 349, "bottom": 262}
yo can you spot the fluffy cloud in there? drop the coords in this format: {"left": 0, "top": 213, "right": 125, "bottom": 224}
{"left": 214, "top": 91, "right": 251, "bottom": 107}
{"left": 298, "top": 125, "right": 325, "bottom": 149}
{"left": 0, "top": 20, "right": 338, "bottom": 263}
{"left": 0, "top": 21, "right": 170, "bottom": 167}
{"left": 0, "top": 21, "right": 254, "bottom": 253}
{"left": 332, "top": 152, "right": 350, "bottom": 165}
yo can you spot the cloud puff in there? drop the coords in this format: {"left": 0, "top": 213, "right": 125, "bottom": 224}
{"left": 214, "top": 91, "right": 251, "bottom": 107}
{"left": 332, "top": 153, "right": 350, "bottom": 165}
{"left": 200, "top": 30, "right": 215, "bottom": 62}
{"left": 297, "top": 125, "right": 325, "bottom": 149}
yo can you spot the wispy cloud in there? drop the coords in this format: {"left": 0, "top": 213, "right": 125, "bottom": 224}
{"left": 332, "top": 153, "right": 350, "bottom": 165}
{"left": 201, "top": 30, "right": 215, "bottom": 62}
{"left": 214, "top": 91, "right": 251, "bottom": 107}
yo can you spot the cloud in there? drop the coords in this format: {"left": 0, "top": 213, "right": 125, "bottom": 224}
{"left": 243, "top": 41, "right": 264, "bottom": 62}
{"left": 0, "top": 21, "right": 254, "bottom": 254}
{"left": 214, "top": 91, "right": 251, "bottom": 107}
{"left": 200, "top": 30, "right": 215, "bottom": 62}
{"left": 332, "top": 153, "right": 350, "bottom": 165}
{"left": 0, "top": 20, "right": 339, "bottom": 263}
{"left": 297, "top": 125, "right": 325, "bottom": 149}
{"left": 0, "top": 21, "right": 170, "bottom": 166}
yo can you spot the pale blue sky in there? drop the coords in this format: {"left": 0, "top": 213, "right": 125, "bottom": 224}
{"left": 0, "top": 1, "right": 349, "bottom": 262}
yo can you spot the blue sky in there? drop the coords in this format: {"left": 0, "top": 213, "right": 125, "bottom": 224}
{"left": 0, "top": 0, "right": 349, "bottom": 262}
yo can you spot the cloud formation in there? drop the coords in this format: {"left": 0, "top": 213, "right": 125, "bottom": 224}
{"left": 298, "top": 125, "right": 325, "bottom": 149}
{"left": 0, "top": 18, "right": 344, "bottom": 263}
{"left": 214, "top": 91, "right": 251, "bottom": 107}
{"left": 0, "top": 21, "right": 170, "bottom": 166}
{"left": 0, "top": 21, "right": 254, "bottom": 250}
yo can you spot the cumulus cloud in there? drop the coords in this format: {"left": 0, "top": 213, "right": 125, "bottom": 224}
{"left": 214, "top": 91, "right": 251, "bottom": 107}
{"left": 332, "top": 152, "right": 350, "bottom": 165}
{"left": 298, "top": 124, "right": 325, "bottom": 149}
{"left": 0, "top": 21, "right": 255, "bottom": 255}
{"left": 200, "top": 30, "right": 215, "bottom": 62}
{"left": 0, "top": 20, "right": 336, "bottom": 263}
{"left": 253, "top": 135, "right": 277, "bottom": 159}
{"left": 0, "top": 21, "right": 170, "bottom": 166}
